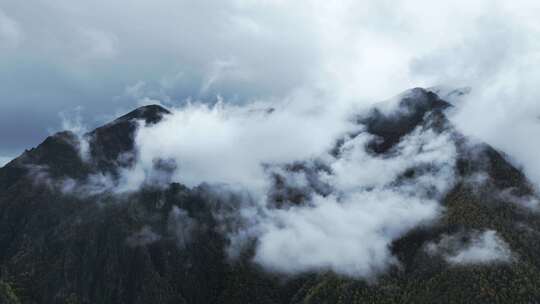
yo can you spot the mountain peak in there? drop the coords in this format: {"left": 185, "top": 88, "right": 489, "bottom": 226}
{"left": 400, "top": 87, "right": 450, "bottom": 111}
{"left": 114, "top": 104, "right": 171, "bottom": 125}
{"left": 359, "top": 87, "right": 451, "bottom": 154}
{"left": 85, "top": 104, "right": 170, "bottom": 172}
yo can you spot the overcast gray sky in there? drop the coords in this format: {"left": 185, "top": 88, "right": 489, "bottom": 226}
{"left": 1, "top": 0, "right": 540, "bottom": 172}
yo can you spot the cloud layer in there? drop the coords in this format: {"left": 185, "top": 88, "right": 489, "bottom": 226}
{"left": 427, "top": 230, "right": 514, "bottom": 265}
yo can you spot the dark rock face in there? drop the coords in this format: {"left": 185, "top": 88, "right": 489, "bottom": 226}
{"left": 87, "top": 105, "right": 171, "bottom": 173}
{"left": 2, "top": 93, "right": 540, "bottom": 304}
{"left": 362, "top": 88, "right": 450, "bottom": 154}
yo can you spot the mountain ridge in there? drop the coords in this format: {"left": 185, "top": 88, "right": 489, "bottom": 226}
{"left": 1, "top": 88, "right": 540, "bottom": 303}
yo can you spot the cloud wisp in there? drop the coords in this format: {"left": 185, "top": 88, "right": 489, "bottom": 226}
{"left": 426, "top": 230, "right": 514, "bottom": 265}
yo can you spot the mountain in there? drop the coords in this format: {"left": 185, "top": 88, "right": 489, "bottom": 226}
{"left": 2, "top": 89, "right": 540, "bottom": 304}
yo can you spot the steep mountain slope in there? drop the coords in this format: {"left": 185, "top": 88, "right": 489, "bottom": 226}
{"left": 1, "top": 89, "right": 540, "bottom": 304}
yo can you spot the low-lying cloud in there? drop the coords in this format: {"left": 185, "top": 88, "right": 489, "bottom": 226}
{"left": 251, "top": 124, "right": 456, "bottom": 277}
{"left": 427, "top": 230, "right": 514, "bottom": 265}
{"left": 104, "top": 93, "right": 457, "bottom": 278}
{"left": 126, "top": 96, "right": 354, "bottom": 193}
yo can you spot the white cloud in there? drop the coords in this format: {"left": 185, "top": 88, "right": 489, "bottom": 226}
{"left": 427, "top": 230, "right": 513, "bottom": 265}
{"left": 254, "top": 191, "right": 439, "bottom": 277}
{"left": 251, "top": 125, "right": 456, "bottom": 278}
{"left": 126, "top": 93, "right": 355, "bottom": 193}
{"left": 58, "top": 107, "right": 90, "bottom": 161}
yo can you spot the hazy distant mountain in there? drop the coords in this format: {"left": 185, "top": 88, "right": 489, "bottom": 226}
{"left": 1, "top": 88, "right": 540, "bottom": 304}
